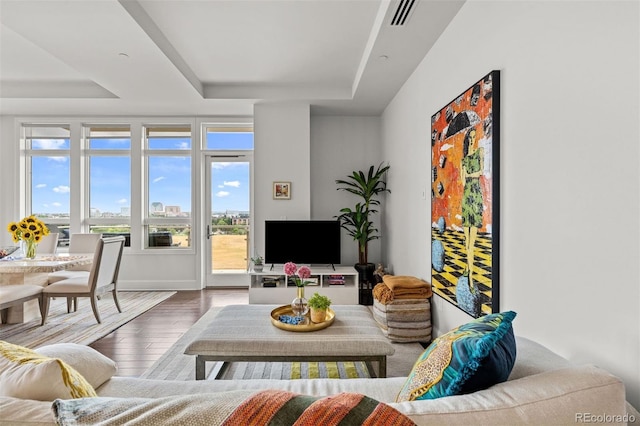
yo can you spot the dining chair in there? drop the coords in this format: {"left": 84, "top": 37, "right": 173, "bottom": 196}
{"left": 48, "top": 233, "right": 102, "bottom": 285}
{"left": 41, "top": 236, "right": 125, "bottom": 325}
{"left": 37, "top": 233, "right": 59, "bottom": 255}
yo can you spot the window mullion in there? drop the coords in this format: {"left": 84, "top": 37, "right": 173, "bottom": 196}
{"left": 69, "top": 123, "right": 83, "bottom": 234}
{"left": 130, "top": 122, "right": 143, "bottom": 251}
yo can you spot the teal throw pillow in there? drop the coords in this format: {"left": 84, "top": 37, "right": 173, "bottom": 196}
{"left": 396, "top": 311, "right": 517, "bottom": 402}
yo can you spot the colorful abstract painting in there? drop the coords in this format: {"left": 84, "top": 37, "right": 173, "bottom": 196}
{"left": 430, "top": 70, "right": 500, "bottom": 318}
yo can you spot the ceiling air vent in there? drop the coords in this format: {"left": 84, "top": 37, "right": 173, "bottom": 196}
{"left": 390, "top": 0, "right": 416, "bottom": 26}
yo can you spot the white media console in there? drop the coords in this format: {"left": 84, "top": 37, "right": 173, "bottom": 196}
{"left": 249, "top": 266, "right": 358, "bottom": 305}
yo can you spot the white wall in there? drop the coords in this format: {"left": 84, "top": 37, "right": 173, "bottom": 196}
{"left": 253, "top": 102, "right": 311, "bottom": 257}
{"left": 381, "top": 0, "right": 640, "bottom": 408}
{"left": 310, "top": 116, "right": 383, "bottom": 266}
{"left": 0, "top": 117, "right": 19, "bottom": 237}
{"left": 253, "top": 109, "right": 384, "bottom": 267}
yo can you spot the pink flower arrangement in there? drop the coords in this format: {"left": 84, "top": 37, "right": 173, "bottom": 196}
{"left": 283, "top": 262, "right": 312, "bottom": 287}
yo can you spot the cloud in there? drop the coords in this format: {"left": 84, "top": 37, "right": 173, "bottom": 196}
{"left": 117, "top": 198, "right": 128, "bottom": 204}
{"left": 153, "top": 176, "right": 166, "bottom": 183}
{"left": 49, "top": 156, "right": 67, "bottom": 163}
{"left": 52, "top": 202, "right": 62, "bottom": 207}
{"left": 35, "top": 184, "right": 47, "bottom": 189}
{"left": 211, "top": 162, "right": 231, "bottom": 170}
{"left": 177, "top": 142, "right": 190, "bottom": 149}
{"left": 224, "top": 180, "right": 241, "bottom": 188}
{"left": 32, "top": 139, "right": 66, "bottom": 149}
{"left": 53, "top": 185, "right": 70, "bottom": 193}
{"left": 216, "top": 191, "right": 230, "bottom": 197}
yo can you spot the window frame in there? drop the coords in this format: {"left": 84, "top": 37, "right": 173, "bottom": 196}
{"left": 143, "top": 124, "right": 194, "bottom": 250}
{"left": 22, "top": 124, "right": 72, "bottom": 240}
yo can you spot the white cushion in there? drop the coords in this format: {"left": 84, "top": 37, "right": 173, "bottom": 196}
{"left": 42, "top": 279, "right": 90, "bottom": 293}
{"left": 48, "top": 270, "right": 89, "bottom": 284}
{"left": 35, "top": 343, "right": 117, "bottom": 388}
{"left": 0, "top": 341, "right": 96, "bottom": 401}
{"left": 0, "top": 285, "right": 43, "bottom": 304}
{"left": 0, "top": 397, "right": 55, "bottom": 425}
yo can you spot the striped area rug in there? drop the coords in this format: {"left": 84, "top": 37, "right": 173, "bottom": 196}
{"left": 0, "top": 291, "right": 175, "bottom": 348}
{"left": 215, "top": 360, "right": 371, "bottom": 380}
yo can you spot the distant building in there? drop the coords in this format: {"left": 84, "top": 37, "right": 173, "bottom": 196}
{"left": 151, "top": 202, "right": 164, "bottom": 212}
{"left": 165, "top": 205, "right": 181, "bottom": 216}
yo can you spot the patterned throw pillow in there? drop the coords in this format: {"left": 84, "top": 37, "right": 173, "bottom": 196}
{"left": 0, "top": 340, "right": 97, "bottom": 401}
{"left": 396, "top": 311, "right": 517, "bottom": 402}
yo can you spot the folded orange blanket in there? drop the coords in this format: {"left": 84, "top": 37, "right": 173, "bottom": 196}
{"left": 373, "top": 282, "right": 432, "bottom": 304}
{"left": 382, "top": 274, "right": 430, "bottom": 291}
{"left": 393, "top": 287, "right": 432, "bottom": 299}
{"left": 373, "top": 283, "right": 393, "bottom": 304}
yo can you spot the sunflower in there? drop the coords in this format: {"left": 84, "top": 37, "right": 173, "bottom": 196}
{"left": 7, "top": 216, "right": 50, "bottom": 244}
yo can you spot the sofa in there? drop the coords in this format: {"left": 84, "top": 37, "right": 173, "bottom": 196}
{"left": 0, "top": 336, "right": 636, "bottom": 425}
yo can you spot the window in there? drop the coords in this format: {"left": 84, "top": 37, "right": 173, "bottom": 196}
{"left": 23, "top": 125, "right": 71, "bottom": 247}
{"left": 144, "top": 126, "right": 192, "bottom": 248}
{"left": 205, "top": 126, "right": 253, "bottom": 150}
{"left": 19, "top": 120, "right": 201, "bottom": 253}
{"left": 85, "top": 126, "right": 132, "bottom": 245}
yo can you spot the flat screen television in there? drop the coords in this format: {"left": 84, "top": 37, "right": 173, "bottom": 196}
{"left": 264, "top": 220, "right": 341, "bottom": 266}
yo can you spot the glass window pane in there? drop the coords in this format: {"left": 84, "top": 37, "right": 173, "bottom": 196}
{"left": 89, "top": 138, "right": 131, "bottom": 149}
{"left": 44, "top": 224, "right": 70, "bottom": 247}
{"left": 148, "top": 156, "right": 191, "bottom": 217}
{"left": 206, "top": 128, "right": 253, "bottom": 150}
{"left": 31, "top": 156, "right": 70, "bottom": 216}
{"left": 89, "top": 157, "right": 131, "bottom": 217}
{"left": 90, "top": 225, "right": 131, "bottom": 247}
{"left": 25, "top": 125, "right": 70, "bottom": 150}
{"left": 87, "top": 127, "right": 131, "bottom": 149}
{"left": 148, "top": 225, "right": 191, "bottom": 248}
{"left": 146, "top": 126, "right": 191, "bottom": 150}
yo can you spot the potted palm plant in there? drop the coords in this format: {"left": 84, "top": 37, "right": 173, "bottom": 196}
{"left": 307, "top": 292, "right": 332, "bottom": 323}
{"left": 335, "top": 163, "right": 390, "bottom": 282}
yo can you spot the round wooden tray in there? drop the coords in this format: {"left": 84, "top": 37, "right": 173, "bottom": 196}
{"left": 270, "top": 305, "right": 335, "bottom": 332}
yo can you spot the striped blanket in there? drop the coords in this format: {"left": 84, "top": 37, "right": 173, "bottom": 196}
{"left": 53, "top": 390, "right": 416, "bottom": 425}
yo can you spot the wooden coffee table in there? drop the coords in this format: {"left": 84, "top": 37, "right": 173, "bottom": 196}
{"left": 184, "top": 304, "right": 395, "bottom": 380}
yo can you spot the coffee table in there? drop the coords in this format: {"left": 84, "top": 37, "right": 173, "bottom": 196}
{"left": 184, "top": 304, "right": 395, "bottom": 380}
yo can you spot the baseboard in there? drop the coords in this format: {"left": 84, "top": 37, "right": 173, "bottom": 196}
{"left": 118, "top": 280, "right": 201, "bottom": 291}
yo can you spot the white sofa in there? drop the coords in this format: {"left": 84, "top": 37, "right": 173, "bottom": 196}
{"left": 0, "top": 336, "right": 636, "bottom": 425}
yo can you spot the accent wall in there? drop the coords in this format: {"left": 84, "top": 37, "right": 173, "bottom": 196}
{"left": 380, "top": 0, "right": 640, "bottom": 408}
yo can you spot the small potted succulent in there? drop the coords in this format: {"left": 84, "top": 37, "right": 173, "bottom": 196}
{"left": 307, "top": 292, "right": 332, "bottom": 323}
{"left": 251, "top": 255, "right": 264, "bottom": 272}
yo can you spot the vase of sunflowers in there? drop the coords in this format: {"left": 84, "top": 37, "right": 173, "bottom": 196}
{"left": 7, "top": 216, "right": 50, "bottom": 259}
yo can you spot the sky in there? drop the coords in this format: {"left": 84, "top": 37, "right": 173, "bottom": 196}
{"left": 31, "top": 132, "right": 253, "bottom": 216}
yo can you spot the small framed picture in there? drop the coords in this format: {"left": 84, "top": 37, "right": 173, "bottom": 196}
{"left": 273, "top": 181, "right": 291, "bottom": 200}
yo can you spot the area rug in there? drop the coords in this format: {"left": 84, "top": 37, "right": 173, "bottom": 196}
{"left": 141, "top": 306, "right": 427, "bottom": 381}
{"left": 207, "top": 360, "right": 373, "bottom": 380}
{"left": 0, "top": 291, "right": 175, "bottom": 348}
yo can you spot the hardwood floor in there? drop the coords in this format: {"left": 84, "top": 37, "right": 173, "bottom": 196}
{"left": 89, "top": 288, "right": 248, "bottom": 377}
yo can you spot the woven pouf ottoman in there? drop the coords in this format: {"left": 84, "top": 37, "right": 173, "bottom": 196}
{"left": 372, "top": 298, "right": 432, "bottom": 343}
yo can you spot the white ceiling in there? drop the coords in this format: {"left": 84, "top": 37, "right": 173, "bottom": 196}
{"left": 0, "top": 0, "right": 464, "bottom": 117}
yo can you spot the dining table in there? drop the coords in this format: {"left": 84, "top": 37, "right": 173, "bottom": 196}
{"left": 0, "top": 253, "right": 93, "bottom": 323}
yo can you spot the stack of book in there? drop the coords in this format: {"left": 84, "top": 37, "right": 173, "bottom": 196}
{"left": 327, "top": 275, "right": 345, "bottom": 285}
{"left": 262, "top": 276, "right": 281, "bottom": 287}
